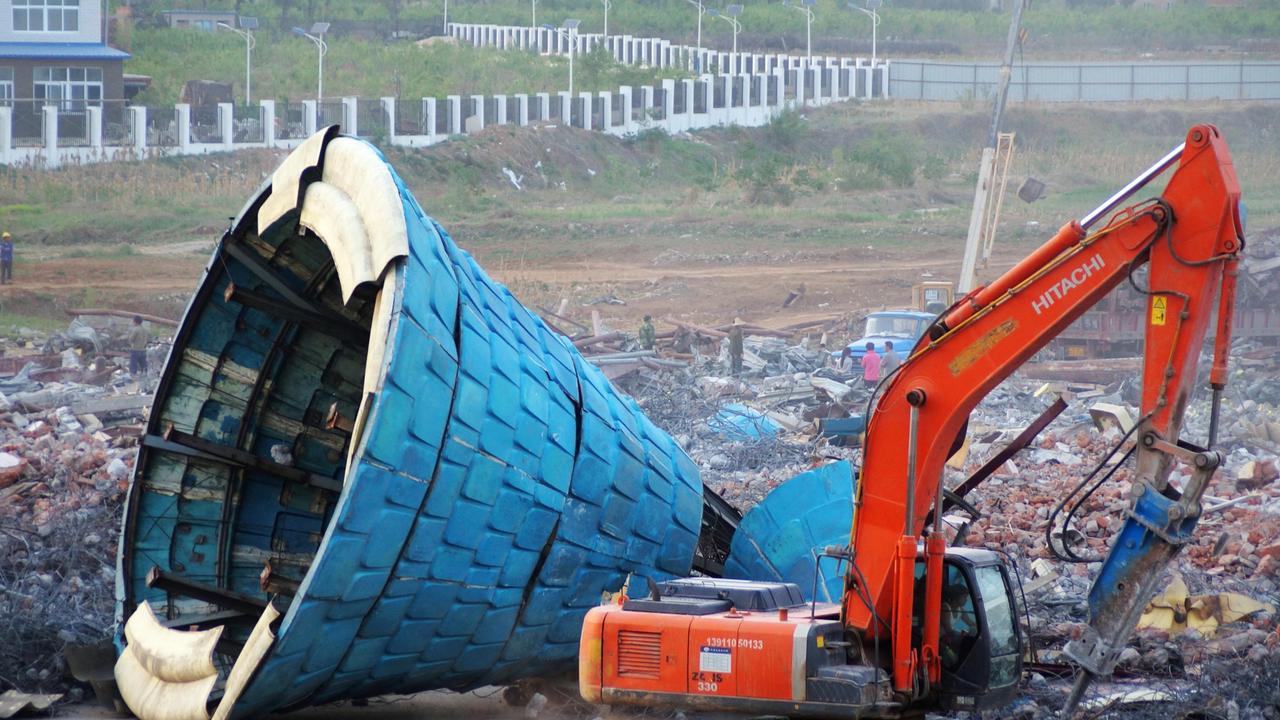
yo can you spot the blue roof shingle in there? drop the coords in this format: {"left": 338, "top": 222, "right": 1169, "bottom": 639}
{"left": 0, "top": 42, "right": 129, "bottom": 61}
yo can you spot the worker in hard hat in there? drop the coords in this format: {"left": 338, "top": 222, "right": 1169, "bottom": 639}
{"left": 0, "top": 232, "right": 12, "bottom": 284}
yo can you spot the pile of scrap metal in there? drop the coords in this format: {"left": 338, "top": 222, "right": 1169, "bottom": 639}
{"left": 113, "top": 129, "right": 711, "bottom": 719}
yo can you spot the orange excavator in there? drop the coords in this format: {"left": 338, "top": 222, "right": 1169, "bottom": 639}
{"left": 579, "top": 124, "right": 1244, "bottom": 718}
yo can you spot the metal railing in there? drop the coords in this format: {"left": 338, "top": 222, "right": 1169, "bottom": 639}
{"left": 275, "top": 101, "right": 308, "bottom": 140}
{"left": 233, "top": 104, "right": 265, "bottom": 144}
{"left": 317, "top": 101, "right": 343, "bottom": 129}
{"left": 396, "top": 98, "right": 429, "bottom": 136}
{"left": 145, "top": 106, "right": 178, "bottom": 147}
{"left": 12, "top": 100, "right": 45, "bottom": 147}
{"left": 102, "top": 100, "right": 132, "bottom": 146}
{"left": 356, "top": 98, "right": 387, "bottom": 138}
{"left": 889, "top": 60, "right": 1280, "bottom": 103}
{"left": 190, "top": 105, "right": 222, "bottom": 144}
{"left": 56, "top": 109, "right": 91, "bottom": 146}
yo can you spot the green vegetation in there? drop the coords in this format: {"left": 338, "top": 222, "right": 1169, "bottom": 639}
{"left": 132, "top": 0, "right": 1280, "bottom": 59}
{"left": 123, "top": 28, "right": 684, "bottom": 105}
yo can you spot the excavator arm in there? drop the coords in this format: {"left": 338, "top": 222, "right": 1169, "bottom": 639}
{"left": 842, "top": 125, "right": 1243, "bottom": 702}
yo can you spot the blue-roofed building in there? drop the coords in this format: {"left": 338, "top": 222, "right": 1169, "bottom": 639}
{"left": 0, "top": 1, "right": 129, "bottom": 140}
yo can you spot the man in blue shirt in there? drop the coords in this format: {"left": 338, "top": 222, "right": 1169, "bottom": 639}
{"left": 0, "top": 232, "right": 12, "bottom": 284}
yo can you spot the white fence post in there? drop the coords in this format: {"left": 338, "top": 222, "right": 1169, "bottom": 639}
{"left": 42, "top": 104, "right": 58, "bottom": 167}
{"left": 382, "top": 96, "right": 397, "bottom": 141}
{"left": 219, "top": 102, "right": 234, "bottom": 148}
{"left": 302, "top": 100, "right": 318, "bottom": 135}
{"left": 424, "top": 97, "right": 438, "bottom": 142}
{"left": 467, "top": 94, "right": 485, "bottom": 132}
{"left": 619, "top": 85, "right": 633, "bottom": 134}
{"left": 342, "top": 97, "right": 358, "bottom": 136}
{"left": 598, "top": 91, "right": 612, "bottom": 134}
{"left": 495, "top": 95, "right": 507, "bottom": 125}
{"left": 88, "top": 105, "right": 103, "bottom": 149}
{"left": 514, "top": 93, "right": 529, "bottom": 125}
{"left": 131, "top": 106, "right": 146, "bottom": 152}
{"left": 578, "top": 92, "right": 593, "bottom": 130}
{"left": 0, "top": 106, "right": 11, "bottom": 163}
{"left": 261, "top": 100, "right": 276, "bottom": 148}
{"left": 175, "top": 103, "right": 191, "bottom": 152}
{"left": 447, "top": 95, "right": 462, "bottom": 134}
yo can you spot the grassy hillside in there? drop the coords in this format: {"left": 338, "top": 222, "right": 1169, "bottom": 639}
{"left": 6, "top": 101, "right": 1277, "bottom": 250}
{"left": 132, "top": 0, "right": 1280, "bottom": 57}
{"left": 122, "top": 28, "right": 683, "bottom": 105}
{"left": 2, "top": 101, "right": 1276, "bottom": 329}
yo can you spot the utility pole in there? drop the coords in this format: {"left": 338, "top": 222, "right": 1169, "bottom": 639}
{"left": 958, "top": 0, "right": 1026, "bottom": 295}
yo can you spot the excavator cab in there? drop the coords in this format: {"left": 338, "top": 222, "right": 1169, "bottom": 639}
{"left": 911, "top": 548, "right": 1022, "bottom": 713}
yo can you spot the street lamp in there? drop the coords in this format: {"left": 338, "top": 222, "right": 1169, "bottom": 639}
{"left": 531, "top": 0, "right": 538, "bottom": 29}
{"left": 707, "top": 4, "right": 743, "bottom": 55}
{"left": 543, "top": 19, "right": 581, "bottom": 100}
{"left": 682, "top": 0, "right": 707, "bottom": 73}
{"left": 443, "top": 0, "right": 449, "bottom": 35}
{"left": 217, "top": 16, "right": 257, "bottom": 106}
{"left": 784, "top": 0, "right": 815, "bottom": 64}
{"left": 601, "top": 0, "right": 612, "bottom": 39}
{"left": 292, "top": 22, "right": 330, "bottom": 101}
{"left": 849, "top": 0, "right": 881, "bottom": 68}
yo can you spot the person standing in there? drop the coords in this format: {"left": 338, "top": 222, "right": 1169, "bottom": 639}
{"left": 881, "top": 340, "right": 901, "bottom": 378}
{"left": 638, "top": 315, "right": 656, "bottom": 350}
{"left": 129, "top": 315, "right": 150, "bottom": 376}
{"left": 861, "top": 341, "right": 881, "bottom": 390}
{"left": 0, "top": 232, "right": 12, "bottom": 284}
{"left": 728, "top": 320, "right": 744, "bottom": 376}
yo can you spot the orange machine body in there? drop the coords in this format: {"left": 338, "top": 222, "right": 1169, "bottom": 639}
{"left": 580, "top": 593, "right": 885, "bottom": 718}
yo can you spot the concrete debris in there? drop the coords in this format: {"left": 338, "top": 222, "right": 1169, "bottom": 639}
{"left": 0, "top": 690, "right": 62, "bottom": 719}
{"left": 0, "top": 319, "right": 160, "bottom": 701}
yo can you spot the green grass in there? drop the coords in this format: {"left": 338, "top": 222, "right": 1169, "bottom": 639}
{"left": 122, "top": 28, "right": 685, "bottom": 105}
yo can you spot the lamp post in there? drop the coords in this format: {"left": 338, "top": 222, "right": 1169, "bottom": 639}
{"left": 543, "top": 19, "right": 581, "bottom": 99}
{"left": 849, "top": 0, "right": 881, "bottom": 67}
{"left": 292, "top": 22, "right": 330, "bottom": 101}
{"left": 601, "top": 0, "right": 612, "bottom": 39}
{"left": 217, "top": 16, "right": 257, "bottom": 106}
{"left": 707, "top": 4, "right": 742, "bottom": 55}
{"left": 784, "top": 0, "right": 815, "bottom": 64}
{"left": 443, "top": 0, "right": 449, "bottom": 35}
{"left": 682, "top": 0, "right": 707, "bottom": 73}
{"left": 531, "top": 0, "right": 538, "bottom": 29}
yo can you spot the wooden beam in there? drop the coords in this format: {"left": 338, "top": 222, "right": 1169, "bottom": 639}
{"left": 146, "top": 567, "right": 268, "bottom": 616}
{"left": 224, "top": 281, "right": 367, "bottom": 348}
{"left": 153, "top": 424, "right": 343, "bottom": 493}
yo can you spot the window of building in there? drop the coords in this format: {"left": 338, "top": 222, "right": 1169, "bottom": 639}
{"left": 0, "top": 68, "right": 13, "bottom": 106}
{"left": 34, "top": 67, "right": 102, "bottom": 111}
{"left": 13, "top": 0, "right": 80, "bottom": 33}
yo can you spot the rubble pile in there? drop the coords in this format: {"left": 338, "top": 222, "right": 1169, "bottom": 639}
{"left": 950, "top": 373, "right": 1280, "bottom": 717}
{"left": 0, "top": 316, "right": 161, "bottom": 697}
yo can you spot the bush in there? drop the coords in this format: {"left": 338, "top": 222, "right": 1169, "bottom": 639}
{"left": 850, "top": 130, "right": 921, "bottom": 188}
{"left": 763, "top": 109, "right": 804, "bottom": 151}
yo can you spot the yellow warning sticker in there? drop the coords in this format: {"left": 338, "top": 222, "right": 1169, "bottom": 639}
{"left": 1151, "top": 297, "right": 1167, "bottom": 326}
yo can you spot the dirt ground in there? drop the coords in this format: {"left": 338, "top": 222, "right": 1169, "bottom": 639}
{"left": 0, "top": 237, "right": 1018, "bottom": 339}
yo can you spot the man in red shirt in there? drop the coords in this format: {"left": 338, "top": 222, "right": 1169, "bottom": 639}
{"left": 861, "top": 342, "right": 881, "bottom": 390}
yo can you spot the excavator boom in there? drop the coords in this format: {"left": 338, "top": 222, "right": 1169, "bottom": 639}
{"left": 844, "top": 125, "right": 1242, "bottom": 697}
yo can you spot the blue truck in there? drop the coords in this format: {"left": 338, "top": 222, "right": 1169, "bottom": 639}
{"left": 838, "top": 309, "right": 937, "bottom": 361}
